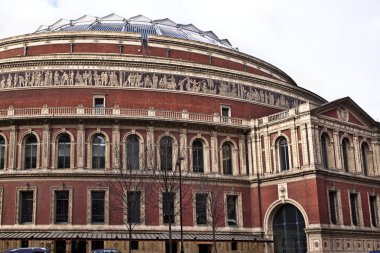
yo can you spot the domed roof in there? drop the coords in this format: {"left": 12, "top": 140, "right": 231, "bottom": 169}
{"left": 35, "top": 13, "right": 234, "bottom": 49}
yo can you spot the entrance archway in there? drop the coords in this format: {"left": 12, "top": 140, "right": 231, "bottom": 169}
{"left": 273, "top": 204, "right": 307, "bottom": 253}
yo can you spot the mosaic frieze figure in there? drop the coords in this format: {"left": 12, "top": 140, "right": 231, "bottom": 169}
{"left": 0, "top": 70, "right": 304, "bottom": 109}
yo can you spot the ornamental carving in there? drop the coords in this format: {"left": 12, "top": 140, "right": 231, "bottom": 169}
{"left": 0, "top": 70, "right": 304, "bottom": 109}
{"left": 337, "top": 106, "right": 349, "bottom": 122}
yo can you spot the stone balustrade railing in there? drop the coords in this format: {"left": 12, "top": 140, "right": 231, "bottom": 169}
{"left": 1, "top": 105, "right": 250, "bottom": 128}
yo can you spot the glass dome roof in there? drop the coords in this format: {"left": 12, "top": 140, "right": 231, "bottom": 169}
{"left": 35, "top": 13, "right": 234, "bottom": 49}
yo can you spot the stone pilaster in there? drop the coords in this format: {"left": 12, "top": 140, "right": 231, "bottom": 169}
{"left": 112, "top": 125, "right": 120, "bottom": 169}
{"left": 313, "top": 126, "right": 321, "bottom": 166}
{"left": 353, "top": 135, "right": 360, "bottom": 173}
{"left": 300, "top": 124, "right": 310, "bottom": 167}
{"left": 8, "top": 126, "right": 17, "bottom": 170}
{"left": 264, "top": 131, "right": 272, "bottom": 173}
{"left": 42, "top": 124, "right": 50, "bottom": 170}
{"left": 371, "top": 141, "right": 379, "bottom": 176}
{"left": 333, "top": 130, "right": 342, "bottom": 170}
{"left": 210, "top": 131, "right": 218, "bottom": 173}
{"left": 239, "top": 134, "right": 246, "bottom": 175}
{"left": 146, "top": 126, "right": 155, "bottom": 169}
{"left": 77, "top": 124, "right": 85, "bottom": 169}
{"left": 291, "top": 126, "right": 300, "bottom": 169}
{"left": 179, "top": 128, "right": 187, "bottom": 171}
{"left": 307, "top": 124, "right": 316, "bottom": 166}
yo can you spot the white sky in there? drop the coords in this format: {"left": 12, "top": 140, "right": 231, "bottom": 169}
{"left": 1, "top": 0, "right": 379, "bottom": 120}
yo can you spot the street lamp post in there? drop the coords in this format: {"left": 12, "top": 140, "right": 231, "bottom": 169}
{"left": 176, "top": 156, "right": 185, "bottom": 253}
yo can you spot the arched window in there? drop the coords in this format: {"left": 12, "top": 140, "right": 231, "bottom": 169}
{"left": 160, "top": 136, "right": 173, "bottom": 171}
{"left": 278, "top": 137, "right": 289, "bottom": 171}
{"left": 342, "top": 138, "right": 350, "bottom": 172}
{"left": 273, "top": 204, "right": 307, "bottom": 253}
{"left": 321, "top": 133, "right": 330, "bottom": 169}
{"left": 361, "top": 143, "right": 369, "bottom": 175}
{"left": 192, "top": 140, "right": 204, "bottom": 173}
{"left": 57, "top": 134, "right": 71, "bottom": 169}
{"left": 92, "top": 134, "right": 106, "bottom": 169}
{"left": 126, "top": 135, "right": 140, "bottom": 170}
{"left": 0, "top": 136, "right": 5, "bottom": 170}
{"left": 25, "top": 135, "right": 37, "bottom": 169}
{"left": 222, "top": 142, "right": 232, "bottom": 175}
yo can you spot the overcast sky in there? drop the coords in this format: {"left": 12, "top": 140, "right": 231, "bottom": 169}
{"left": 1, "top": 0, "right": 379, "bottom": 120}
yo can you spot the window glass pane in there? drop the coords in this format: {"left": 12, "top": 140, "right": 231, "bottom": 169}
{"left": 163, "top": 192, "right": 175, "bottom": 224}
{"left": 127, "top": 191, "right": 141, "bottom": 224}
{"left": 279, "top": 138, "right": 289, "bottom": 171}
{"left": 342, "top": 138, "right": 350, "bottom": 172}
{"left": 222, "top": 143, "right": 232, "bottom": 175}
{"left": 321, "top": 134, "right": 329, "bottom": 168}
{"left": 91, "top": 191, "right": 105, "bottom": 223}
{"left": 192, "top": 140, "right": 204, "bottom": 172}
{"left": 20, "top": 191, "right": 33, "bottom": 223}
{"left": 55, "top": 191, "right": 69, "bottom": 223}
{"left": 127, "top": 135, "right": 140, "bottom": 170}
{"left": 273, "top": 204, "right": 307, "bottom": 253}
{"left": 58, "top": 134, "right": 71, "bottom": 169}
{"left": 196, "top": 193, "right": 207, "bottom": 225}
{"left": 160, "top": 137, "right": 173, "bottom": 171}
{"left": 370, "top": 196, "right": 378, "bottom": 227}
{"left": 361, "top": 144, "right": 369, "bottom": 175}
{"left": 328, "top": 191, "right": 337, "bottom": 224}
{"left": 25, "top": 135, "right": 37, "bottom": 169}
{"left": 226, "top": 195, "right": 237, "bottom": 225}
{"left": 350, "top": 193, "right": 358, "bottom": 226}
{"left": 92, "top": 135, "right": 105, "bottom": 169}
{"left": 0, "top": 137, "right": 5, "bottom": 170}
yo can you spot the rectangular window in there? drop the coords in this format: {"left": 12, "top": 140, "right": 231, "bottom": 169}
{"left": 127, "top": 191, "right": 141, "bottom": 224}
{"left": 231, "top": 242, "right": 238, "bottom": 251}
{"left": 196, "top": 193, "right": 208, "bottom": 225}
{"left": 350, "top": 193, "right": 359, "bottom": 226}
{"left": 94, "top": 97, "right": 105, "bottom": 114}
{"left": 163, "top": 192, "right": 175, "bottom": 224}
{"left": 91, "top": 241, "right": 104, "bottom": 251}
{"left": 369, "top": 195, "right": 378, "bottom": 227}
{"left": 55, "top": 240, "right": 66, "bottom": 253}
{"left": 221, "top": 106, "right": 230, "bottom": 123}
{"left": 226, "top": 195, "right": 237, "bottom": 226}
{"left": 55, "top": 191, "right": 69, "bottom": 223}
{"left": 130, "top": 241, "right": 139, "bottom": 250}
{"left": 91, "top": 191, "right": 105, "bottom": 223}
{"left": 20, "top": 191, "right": 34, "bottom": 224}
{"left": 328, "top": 191, "right": 338, "bottom": 224}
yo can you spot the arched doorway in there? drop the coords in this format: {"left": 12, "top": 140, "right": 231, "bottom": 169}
{"left": 273, "top": 204, "right": 307, "bottom": 253}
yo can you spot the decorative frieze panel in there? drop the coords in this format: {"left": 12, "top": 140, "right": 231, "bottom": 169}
{"left": 0, "top": 69, "right": 304, "bottom": 109}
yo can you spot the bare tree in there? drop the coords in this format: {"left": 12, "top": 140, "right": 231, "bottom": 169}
{"left": 198, "top": 175, "right": 229, "bottom": 253}
{"left": 147, "top": 156, "right": 195, "bottom": 253}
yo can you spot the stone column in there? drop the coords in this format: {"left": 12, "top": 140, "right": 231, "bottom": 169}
{"left": 179, "top": 128, "right": 188, "bottom": 171}
{"left": 146, "top": 126, "right": 155, "bottom": 169}
{"left": 333, "top": 130, "right": 342, "bottom": 170}
{"left": 372, "top": 141, "right": 380, "bottom": 176}
{"left": 77, "top": 124, "right": 85, "bottom": 169}
{"left": 112, "top": 125, "right": 120, "bottom": 169}
{"left": 264, "top": 131, "right": 272, "bottom": 173}
{"left": 300, "top": 124, "right": 310, "bottom": 167}
{"left": 353, "top": 135, "right": 360, "bottom": 173}
{"left": 239, "top": 134, "right": 246, "bottom": 175}
{"left": 313, "top": 125, "right": 321, "bottom": 166}
{"left": 291, "top": 126, "right": 300, "bottom": 169}
{"left": 247, "top": 131, "right": 255, "bottom": 175}
{"left": 307, "top": 124, "right": 316, "bottom": 166}
{"left": 210, "top": 131, "right": 218, "bottom": 173}
{"left": 8, "top": 126, "right": 17, "bottom": 170}
{"left": 42, "top": 124, "right": 50, "bottom": 170}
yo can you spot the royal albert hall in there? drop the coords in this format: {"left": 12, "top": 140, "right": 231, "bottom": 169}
{"left": 0, "top": 13, "right": 379, "bottom": 253}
